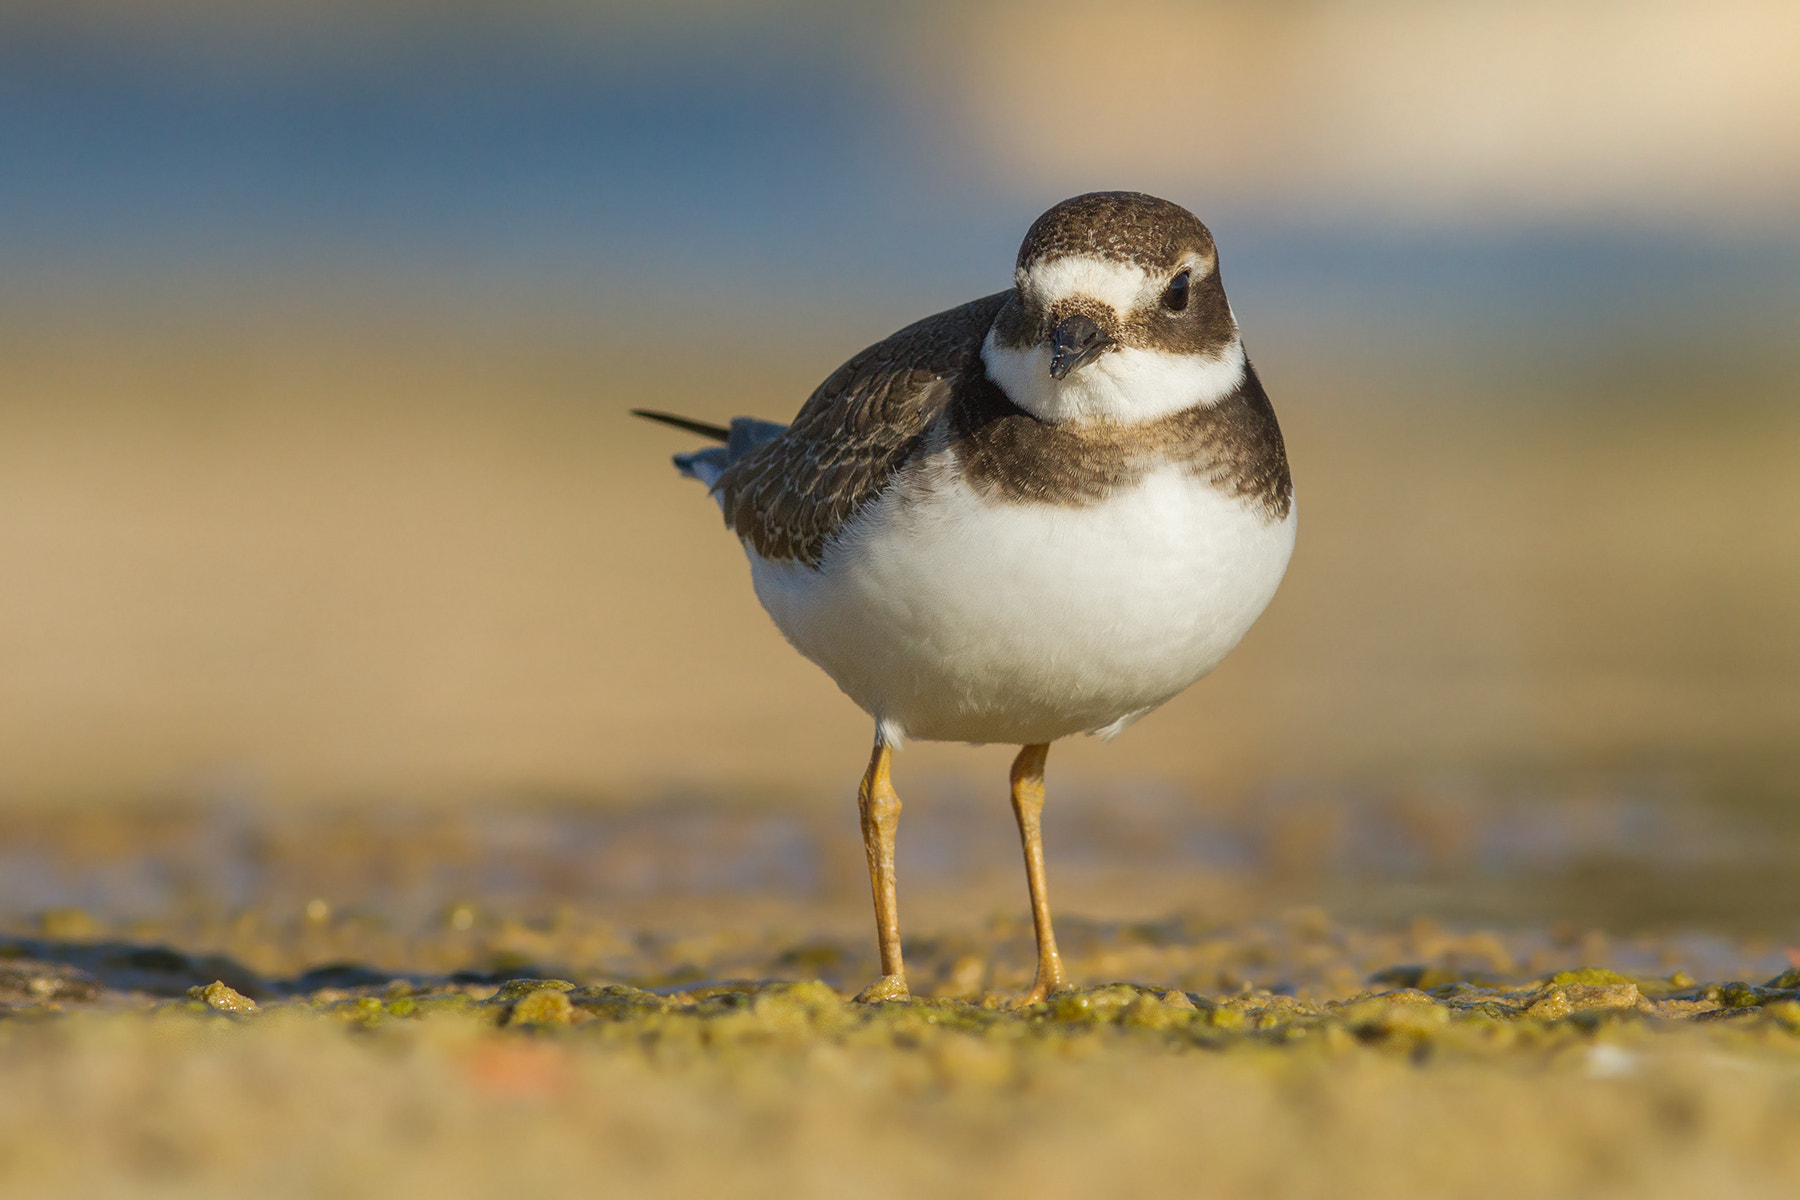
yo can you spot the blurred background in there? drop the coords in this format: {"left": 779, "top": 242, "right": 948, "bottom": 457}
{"left": 1, "top": 1, "right": 1796, "bottom": 949}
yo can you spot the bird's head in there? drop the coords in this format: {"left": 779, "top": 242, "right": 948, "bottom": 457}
{"left": 983, "top": 192, "right": 1246, "bottom": 425}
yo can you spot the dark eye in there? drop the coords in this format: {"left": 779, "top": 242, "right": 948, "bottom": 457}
{"left": 1162, "top": 270, "right": 1191, "bottom": 312}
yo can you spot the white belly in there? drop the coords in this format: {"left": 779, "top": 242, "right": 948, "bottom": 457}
{"left": 746, "top": 457, "right": 1296, "bottom": 745}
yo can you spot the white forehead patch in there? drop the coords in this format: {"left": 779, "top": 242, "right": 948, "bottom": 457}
{"left": 1020, "top": 255, "right": 1160, "bottom": 313}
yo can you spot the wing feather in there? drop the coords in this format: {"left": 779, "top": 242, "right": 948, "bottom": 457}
{"left": 716, "top": 292, "right": 1009, "bottom": 566}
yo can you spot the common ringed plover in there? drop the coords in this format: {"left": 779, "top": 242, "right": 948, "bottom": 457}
{"left": 635, "top": 191, "right": 1295, "bottom": 1003}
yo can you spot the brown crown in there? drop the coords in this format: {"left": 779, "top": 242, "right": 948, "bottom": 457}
{"left": 1015, "top": 192, "right": 1215, "bottom": 273}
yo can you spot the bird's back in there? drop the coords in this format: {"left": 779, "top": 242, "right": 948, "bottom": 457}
{"left": 711, "top": 292, "right": 1010, "bottom": 566}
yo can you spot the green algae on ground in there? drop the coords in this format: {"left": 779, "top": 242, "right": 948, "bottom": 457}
{"left": 187, "top": 980, "right": 258, "bottom": 1015}
{"left": 3, "top": 952, "right": 1800, "bottom": 1198}
{"left": 2, "top": 986, "right": 1797, "bottom": 1200}
{"left": 205, "top": 972, "right": 1793, "bottom": 1072}
{"left": 7, "top": 910, "right": 1800, "bottom": 1139}
{"left": 507, "top": 987, "right": 578, "bottom": 1027}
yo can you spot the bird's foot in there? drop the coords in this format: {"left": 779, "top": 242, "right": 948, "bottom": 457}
{"left": 1014, "top": 970, "right": 1070, "bottom": 1008}
{"left": 854, "top": 974, "right": 911, "bottom": 1003}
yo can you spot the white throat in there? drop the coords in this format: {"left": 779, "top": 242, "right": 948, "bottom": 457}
{"left": 980, "top": 253, "right": 1245, "bottom": 425}
{"left": 982, "top": 329, "right": 1246, "bottom": 425}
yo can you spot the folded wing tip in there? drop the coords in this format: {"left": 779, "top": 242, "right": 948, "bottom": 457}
{"left": 630, "top": 409, "right": 732, "bottom": 442}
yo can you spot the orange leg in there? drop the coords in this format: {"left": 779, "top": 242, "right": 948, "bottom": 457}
{"left": 1011, "top": 742, "right": 1069, "bottom": 1003}
{"left": 854, "top": 737, "right": 909, "bottom": 1002}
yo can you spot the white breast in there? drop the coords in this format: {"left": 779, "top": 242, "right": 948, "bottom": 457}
{"left": 745, "top": 450, "right": 1296, "bottom": 746}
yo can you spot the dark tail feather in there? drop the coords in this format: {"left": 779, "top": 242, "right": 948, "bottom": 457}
{"left": 630, "top": 409, "right": 731, "bottom": 442}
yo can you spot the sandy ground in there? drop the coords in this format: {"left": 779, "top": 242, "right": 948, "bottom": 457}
{"left": 3, "top": 883, "right": 1800, "bottom": 1199}
{"left": 7, "top": 980, "right": 1800, "bottom": 1199}
{"left": 1, "top": 317, "right": 1797, "bottom": 1195}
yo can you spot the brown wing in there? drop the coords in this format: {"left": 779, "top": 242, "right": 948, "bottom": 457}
{"left": 716, "top": 291, "right": 1010, "bottom": 566}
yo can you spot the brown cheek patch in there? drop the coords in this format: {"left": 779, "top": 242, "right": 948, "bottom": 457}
{"left": 1116, "top": 269, "right": 1237, "bottom": 357}
{"left": 990, "top": 293, "right": 1040, "bottom": 351}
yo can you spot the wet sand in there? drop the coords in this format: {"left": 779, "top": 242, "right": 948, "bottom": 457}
{"left": 2, "top": 777, "right": 1799, "bottom": 1196}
